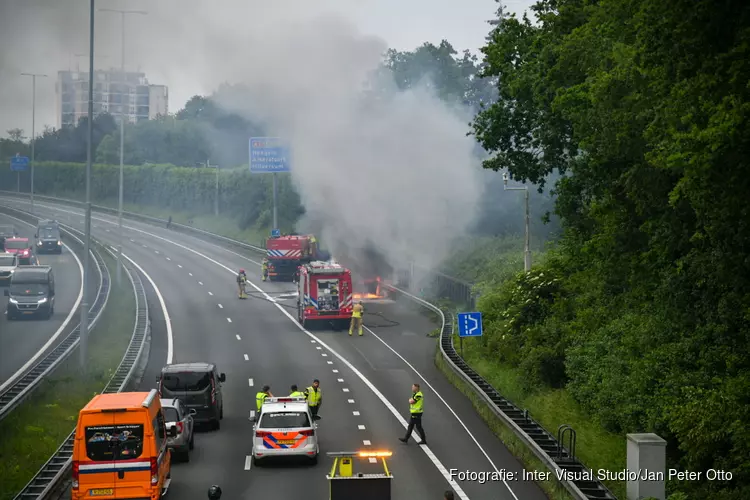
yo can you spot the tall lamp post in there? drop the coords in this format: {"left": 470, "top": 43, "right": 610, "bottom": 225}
{"left": 80, "top": 0, "right": 96, "bottom": 372}
{"left": 503, "top": 172, "right": 531, "bottom": 272}
{"left": 98, "top": 7, "right": 147, "bottom": 283}
{"left": 20, "top": 73, "right": 48, "bottom": 213}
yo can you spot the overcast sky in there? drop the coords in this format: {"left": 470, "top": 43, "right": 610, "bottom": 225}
{"left": 0, "top": 0, "right": 536, "bottom": 138}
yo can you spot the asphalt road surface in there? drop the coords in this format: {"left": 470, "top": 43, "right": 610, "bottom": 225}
{"left": 1, "top": 196, "right": 548, "bottom": 500}
{"left": 0, "top": 212, "right": 83, "bottom": 387}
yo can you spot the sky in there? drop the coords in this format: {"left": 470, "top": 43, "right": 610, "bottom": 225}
{"left": 0, "top": 0, "right": 537, "bottom": 137}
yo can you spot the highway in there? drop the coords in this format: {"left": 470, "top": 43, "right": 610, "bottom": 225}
{"left": 0, "top": 212, "right": 83, "bottom": 387}
{"left": 0, "top": 196, "right": 548, "bottom": 500}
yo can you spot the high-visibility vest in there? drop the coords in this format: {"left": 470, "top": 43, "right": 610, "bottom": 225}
{"left": 352, "top": 304, "right": 364, "bottom": 318}
{"left": 290, "top": 391, "right": 305, "bottom": 398}
{"left": 306, "top": 386, "right": 321, "bottom": 406}
{"left": 256, "top": 392, "right": 267, "bottom": 411}
{"left": 410, "top": 391, "right": 424, "bottom": 414}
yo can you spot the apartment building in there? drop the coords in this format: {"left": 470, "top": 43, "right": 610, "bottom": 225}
{"left": 55, "top": 69, "right": 168, "bottom": 128}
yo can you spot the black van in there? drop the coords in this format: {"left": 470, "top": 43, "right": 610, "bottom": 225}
{"left": 35, "top": 220, "right": 62, "bottom": 254}
{"left": 4, "top": 265, "right": 55, "bottom": 319}
{"left": 157, "top": 362, "right": 226, "bottom": 429}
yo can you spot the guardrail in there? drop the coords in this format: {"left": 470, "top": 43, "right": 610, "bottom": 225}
{"left": 0, "top": 191, "right": 475, "bottom": 304}
{"left": 13, "top": 229, "right": 150, "bottom": 500}
{"left": 385, "top": 284, "right": 616, "bottom": 500}
{"left": 0, "top": 206, "right": 111, "bottom": 422}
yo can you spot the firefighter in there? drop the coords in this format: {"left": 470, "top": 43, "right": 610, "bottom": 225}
{"left": 261, "top": 258, "right": 269, "bottom": 281}
{"left": 289, "top": 384, "right": 306, "bottom": 398}
{"left": 349, "top": 300, "right": 364, "bottom": 336}
{"left": 237, "top": 268, "right": 248, "bottom": 298}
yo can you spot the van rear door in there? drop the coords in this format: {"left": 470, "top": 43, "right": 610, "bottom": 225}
{"left": 114, "top": 410, "right": 161, "bottom": 498}
{"left": 79, "top": 412, "right": 117, "bottom": 496}
{"left": 160, "top": 371, "right": 213, "bottom": 420}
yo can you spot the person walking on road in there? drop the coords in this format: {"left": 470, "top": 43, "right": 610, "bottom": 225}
{"left": 304, "top": 379, "right": 322, "bottom": 419}
{"left": 399, "top": 383, "right": 427, "bottom": 445}
{"left": 349, "top": 301, "right": 364, "bottom": 336}
{"left": 289, "top": 385, "right": 306, "bottom": 398}
{"left": 255, "top": 385, "right": 273, "bottom": 413}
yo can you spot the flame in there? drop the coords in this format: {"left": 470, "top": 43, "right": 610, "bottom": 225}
{"left": 353, "top": 292, "right": 385, "bottom": 300}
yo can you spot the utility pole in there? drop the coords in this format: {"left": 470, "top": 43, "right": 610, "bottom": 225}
{"left": 99, "top": 7, "right": 147, "bottom": 284}
{"left": 503, "top": 172, "right": 532, "bottom": 272}
{"left": 80, "top": 0, "right": 95, "bottom": 373}
{"left": 20, "top": 73, "right": 48, "bottom": 213}
{"left": 272, "top": 173, "right": 278, "bottom": 230}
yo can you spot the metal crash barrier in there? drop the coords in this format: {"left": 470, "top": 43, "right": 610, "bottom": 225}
{"left": 327, "top": 450, "right": 392, "bottom": 500}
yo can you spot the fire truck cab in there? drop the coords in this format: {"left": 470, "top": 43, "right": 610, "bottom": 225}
{"left": 297, "top": 261, "right": 353, "bottom": 329}
{"left": 266, "top": 235, "right": 318, "bottom": 282}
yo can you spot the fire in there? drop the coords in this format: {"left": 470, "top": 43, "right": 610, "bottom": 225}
{"left": 353, "top": 276, "right": 389, "bottom": 301}
{"left": 353, "top": 292, "right": 384, "bottom": 300}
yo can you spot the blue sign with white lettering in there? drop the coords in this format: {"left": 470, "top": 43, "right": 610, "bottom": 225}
{"left": 10, "top": 156, "right": 29, "bottom": 172}
{"left": 271, "top": 229, "right": 280, "bottom": 238}
{"left": 249, "top": 137, "right": 291, "bottom": 173}
{"left": 457, "top": 312, "right": 483, "bottom": 337}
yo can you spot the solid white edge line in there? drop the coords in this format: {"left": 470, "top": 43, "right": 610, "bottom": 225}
{"left": 18, "top": 200, "right": 472, "bottom": 499}
{"left": 244, "top": 455, "right": 252, "bottom": 470}
{"left": 363, "top": 328, "right": 519, "bottom": 499}
{"left": 120, "top": 251, "right": 174, "bottom": 365}
{"left": 0, "top": 214, "right": 84, "bottom": 393}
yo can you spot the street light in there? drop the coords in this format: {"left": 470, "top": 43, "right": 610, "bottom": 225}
{"left": 503, "top": 172, "right": 531, "bottom": 272}
{"left": 20, "top": 72, "right": 48, "bottom": 213}
{"left": 98, "top": 7, "right": 147, "bottom": 283}
{"left": 80, "top": 0, "right": 96, "bottom": 372}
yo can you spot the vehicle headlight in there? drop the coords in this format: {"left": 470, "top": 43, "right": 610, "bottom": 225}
{"left": 57, "top": 241, "right": 62, "bottom": 246}
{"left": 38, "top": 297, "right": 47, "bottom": 304}
{"left": 9, "top": 269, "right": 14, "bottom": 274}
{"left": 9, "top": 298, "right": 18, "bottom": 304}
{"left": 37, "top": 241, "right": 42, "bottom": 246}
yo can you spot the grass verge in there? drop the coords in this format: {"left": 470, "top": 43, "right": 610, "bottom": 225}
{"left": 0, "top": 250, "right": 136, "bottom": 500}
{"left": 434, "top": 350, "right": 575, "bottom": 500}
{"left": 459, "top": 337, "right": 626, "bottom": 499}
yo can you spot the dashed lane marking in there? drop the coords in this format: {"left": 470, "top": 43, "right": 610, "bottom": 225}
{"left": 227, "top": 317, "right": 232, "bottom": 323}
{"left": 244, "top": 354, "right": 249, "bottom": 361}
{"left": 236, "top": 334, "right": 241, "bottom": 340}
{"left": 248, "top": 378, "right": 254, "bottom": 386}
{"left": 244, "top": 455, "right": 252, "bottom": 470}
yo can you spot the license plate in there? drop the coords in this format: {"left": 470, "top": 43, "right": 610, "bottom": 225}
{"left": 89, "top": 489, "right": 113, "bottom": 496}
{"left": 277, "top": 440, "right": 296, "bottom": 445}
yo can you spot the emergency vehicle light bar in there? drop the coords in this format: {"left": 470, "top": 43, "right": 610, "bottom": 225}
{"left": 264, "top": 397, "right": 307, "bottom": 403}
{"left": 358, "top": 451, "right": 392, "bottom": 458}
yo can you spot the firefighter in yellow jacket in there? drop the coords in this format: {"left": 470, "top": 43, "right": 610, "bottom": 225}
{"left": 261, "top": 258, "right": 269, "bottom": 281}
{"left": 349, "top": 301, "right": 364, "bottom": 336}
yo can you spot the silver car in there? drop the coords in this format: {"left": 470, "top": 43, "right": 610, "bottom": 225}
{"left": 0, "top": 253, "right": 17, "bottom": 287}
{"left": 161, "top": 398, "right": 195, "bottom": 462}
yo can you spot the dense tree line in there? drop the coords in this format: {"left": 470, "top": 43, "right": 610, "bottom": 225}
{"left": 471, "top": 1, "right": 750, "bottom": 498}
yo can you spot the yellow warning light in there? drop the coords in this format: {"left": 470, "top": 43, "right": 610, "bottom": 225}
{"left": 358, "top": 450, "right": 392, "bottom": 458}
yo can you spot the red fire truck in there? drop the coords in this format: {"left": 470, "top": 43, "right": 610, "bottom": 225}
{"left": 296, "top": 261, "right": 354, "bottom": 329}
{"left": 265, "top": 235, "right": 320, "bottom": 281}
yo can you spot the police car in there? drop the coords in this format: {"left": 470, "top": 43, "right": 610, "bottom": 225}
{"left": 252, "top": 397, "right": 319, "bottom": 466}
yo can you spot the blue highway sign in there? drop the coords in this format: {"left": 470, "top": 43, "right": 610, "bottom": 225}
{"left": 271, "top": 229, "right": 281, "bottom": 238}
{"left": 457, "top": 312, "right": 483, "bottom": 337}
{"left": 10, "top": 156, "right": 29, "bottom": 172}
{"left": 249, "top": 137, "right": 291, "bottom": 173}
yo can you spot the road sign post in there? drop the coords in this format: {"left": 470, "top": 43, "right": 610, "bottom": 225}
{"left": 457, "top": 312, "right": 483, "bottom": 358}
{"left": 10, "top": 156, "right": 29, "bottom": 194}
{"left": 249, "top": 137, "right": 291, "bottom": 232}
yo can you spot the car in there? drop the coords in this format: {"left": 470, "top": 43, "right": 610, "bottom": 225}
{"left": 3, "top": 237, "right": 34, "bottom": 265}
{"left": 5, "top": 265, "right": 55, "bottom": 319}
{"left": 157, "top": 363, "right": 226, "bottom": 430}
{"left": 35, "top": 221, "right": 62, "bottom": 254}
{"left": 0, "top": 252, "right": 18, "bottom": 287}
{"left": 0, "top": 224, "right": 18, "bottom": 250}
{"left": 161, "top": 398, "right": 196, "bottom": 462}
{"left": 252, "top": 396, "right": 319, "bottom": 466}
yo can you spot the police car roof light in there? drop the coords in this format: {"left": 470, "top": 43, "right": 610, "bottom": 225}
{"left": 265, "top": 397, "right": 306, "bottom": 403}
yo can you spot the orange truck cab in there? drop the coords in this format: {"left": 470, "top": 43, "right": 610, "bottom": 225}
{"left": 72, "top": 389, "right": 176, "bottom": 500}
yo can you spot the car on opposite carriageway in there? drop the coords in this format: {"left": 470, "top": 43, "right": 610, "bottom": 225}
{"left": 4, "top": 265, "right": 55, "bottom": 319}
{"left": 157, "top": 363, "right": 226, "bottom": 430}
{"left": 35, "top": 220, "right": 62, "bottom": 254}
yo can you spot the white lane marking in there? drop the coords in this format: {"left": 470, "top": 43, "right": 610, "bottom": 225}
{"left": 316, "top": 346, "right": 322, "bottom": 350}
{"left": 142, "top": 244, "right": 147, "bottom": 248}
{"left": 369, "top": 457, "right": 377, "bottom": 463}
{"left": 166, "top": 257, "right": 171, "bottom": 261}
{"left": 178, "top": 264, "right": 182, "bottom": 268}
{"left": 189, "top": 272, "right": 193, "bottom": 276}
{"left": 244, "top": 354, "right": 249, "bottom": 361}
{"left": 208, "top": 291, "right": 213, "bottom": 296}
{"left": 311, "top": 340, "right": 316, "bottom": 343}
{"left": 353, "top": 411, "right": 360, "bottom": 416}
{"left": 121, "top": 252, "right": 173, "bottom": 364}
{"left": 362, "top": 439, "right": 370, "bottom": 444}
{"left": 347, "top": 399, "right": 355, "bottom": 404}
{"left": 244, "top": 455, "right": 252, "bottom": 470}
{"left": 105, "top": 228, "right": 109, "bottom": 232}
{"left": 21, "top": 201, "right": 474, "bottom": 499}
{"left": 321, "top": 353, "right": 328, "bottom": 357}
{"left": 249, "top": 410, "right": 255, "bottom": 420}
{"left": 248, "top": 378, "right": 254, "bottom": 387}
{"left": 227, "top": 317, "right": 232, "bottom": 323}
{"left": 218, "top": 304, "right": 223, "bottom": 309}
{"left": 155, "top": 250, "right": 160, "bottom": 254}
{"left": 199, "top": 281, "right": 203, "bottom": 285}
{"left": 0, "top": 214, "right": 84, "bottom": 393}
{"left": 327, "top": 361, "right": 333, "bottom": 365}
{"left": 332, "top": 369, "right": 339, "bottom": 373}
{"left": 236, "top": 334, "right": 241, "bottom": 340}
{"left": 337, "top": 378, "right": 344, "bottom": 382}
{"left": 342, "top": 388, "right": 349, "bottom": 392}
{"left": 358, "top": 425, "right": 366, "bottom": 430}
{"left": 129, "top": 238, "right": 134, "bottom": 242}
